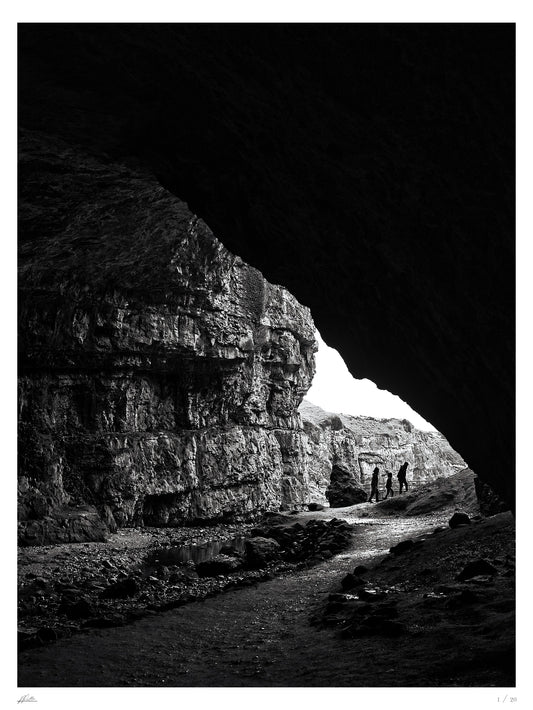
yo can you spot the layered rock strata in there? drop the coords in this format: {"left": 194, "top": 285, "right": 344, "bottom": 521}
{"left": 18, "top": 132, "right": 317, "bottom": 542}
{"left": 298, "top": 400, "right": 467, "bottom": 505}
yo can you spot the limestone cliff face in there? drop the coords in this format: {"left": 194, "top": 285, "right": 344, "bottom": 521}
{"left": 298, "top": 400, "right": 467, "bottom": 504}
{"left": 18, "top": 132, "right": 316, "bottom": 540}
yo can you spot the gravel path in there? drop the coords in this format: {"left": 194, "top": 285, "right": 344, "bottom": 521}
{"left": 19, "top": 510, "right": 448, "bottom": 687}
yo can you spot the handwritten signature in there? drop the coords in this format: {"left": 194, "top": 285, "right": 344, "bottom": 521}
{"left": 17, "top": 695, "right": 37, "bottom": 704}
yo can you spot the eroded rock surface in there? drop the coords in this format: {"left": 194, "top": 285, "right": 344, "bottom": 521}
{"left": 18, "top": 132, "right": 317, "bottom": 540}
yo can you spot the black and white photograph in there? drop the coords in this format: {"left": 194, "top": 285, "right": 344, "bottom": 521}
{"left": 11, "top": 7, "right": 525, "bottom": 706}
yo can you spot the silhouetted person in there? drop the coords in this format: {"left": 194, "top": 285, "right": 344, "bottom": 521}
{"left": 368, "top": 466, "right": 380, "bottom": 502}
{"left": 397, "top": 461, "right": 409, "bottom": 493}
{"left": 384, "top": 471, "right": 394, "bottom": 498}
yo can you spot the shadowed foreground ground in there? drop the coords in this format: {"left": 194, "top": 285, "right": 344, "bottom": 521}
{"left": 18, "top": 508, "right": 514, "bottom": 688}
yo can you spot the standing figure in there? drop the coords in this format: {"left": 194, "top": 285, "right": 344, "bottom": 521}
{"left": 384, "top": 470, "right": 394, "bottom": 498}
{"left": 368, "top": 466, "right": 380, "bottom": 502}
{"left": 397, "top": 461, "right": 409, "bottom": 493}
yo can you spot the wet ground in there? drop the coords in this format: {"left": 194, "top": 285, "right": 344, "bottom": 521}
{"left": 19, "top": 504, "right": 515, "bottom": 688}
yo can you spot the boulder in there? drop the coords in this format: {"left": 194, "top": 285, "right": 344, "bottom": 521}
{"left": 245, "top": 537, "right": 281, "bottom": 567}
{"left": 196, "top": 554, "right": 242, "bottom": 577}
{"left": 449, "top": 511, "right": 471, "bottom": 528}
{"left": 353, "top": 565, "right": 369, "bottom": 575}
{"left": 457, "top": 559, "right": 498, "bottom": 581}
{"left": 341, "top": 573, "right": 365, "bottom": 591}
{"left": 326, "top": 465, "right": 367, "bottom": 508}
{"left": 308, "top": 503, "right": 325, "bottom": 511}
{"left": 389, "top": 539, "right": 415, "bottom": 555}
{"left": 249, "top": 527, "right": 268, "bottom": 538}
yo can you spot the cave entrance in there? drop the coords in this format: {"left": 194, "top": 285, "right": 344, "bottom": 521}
{"left": 301, "top": 329, "right": 470, "bottom": 508}
{"left": 305, "top": 330, "right": 436, "bottom": 431}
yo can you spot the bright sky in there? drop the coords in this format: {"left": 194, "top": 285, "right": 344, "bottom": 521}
{"left": 306, "top": 330, "right": 436, "bottom": 431}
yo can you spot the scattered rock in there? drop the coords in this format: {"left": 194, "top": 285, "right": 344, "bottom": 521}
{"left": 446, "top": 589, "right": 479, "bottom": 607}
{"left": 59, "top": 597, "right": 94, "bottom": 619}
{"left": 328, "top": 593, "right": 356, "bottom": 604}
{"left": 422, "top": 592, "right": 446, "bottom": 605}
{"left": 357, "top": 588, "right": 387, "bottom": 602}
{"left": 219, "top": 545, "right": 243, "bottom": 557}
{"left": 467, "top": 575, "right": 495, "bottom": 585}
{"left": 155, "top": 565, "right": 170, "bottom": 579}
{"left": 18, "top": 506, "right": 109, "bottom": 546}
{"left": 250, "top": 518, "right": 352, "bottom": 563}
{"left": 434, "top": 583, "right": 464, "bottom": 595}
{"left": 100, "top": 577, "right": 139, "bottom": 599}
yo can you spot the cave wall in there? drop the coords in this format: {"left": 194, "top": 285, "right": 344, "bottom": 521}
{"left": 298, "top": 400, "right": 467, "bottom": 504}
{"left": 18, "top": 133, "right": 317, "bottom": 539}
{"left": 18, "top": 24, "right": 515, "bottom": 507}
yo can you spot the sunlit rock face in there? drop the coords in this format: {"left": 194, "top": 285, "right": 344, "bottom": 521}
{"left": 18, "top": 133, "right": 316, "bottom": 539}
{"left": 298, "top": 400, "right": 467, "bottom": 505}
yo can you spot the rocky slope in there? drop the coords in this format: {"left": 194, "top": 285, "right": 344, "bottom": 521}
{"left": 298, "top": 400, "right": 467, "bottom": 505}
{"left": 18, "top": 131, "right": 317, "bottom": 543}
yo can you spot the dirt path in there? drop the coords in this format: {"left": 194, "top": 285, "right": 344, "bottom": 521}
{"left": 19, "top": 510, "right": 449, "bottom": 687}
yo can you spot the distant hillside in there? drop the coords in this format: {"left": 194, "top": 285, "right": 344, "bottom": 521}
{"left": 299, "top": 399, "right": 418, "bottom": 436}
{"left": 298, "top": 399, "right": 467, "bottom": 504}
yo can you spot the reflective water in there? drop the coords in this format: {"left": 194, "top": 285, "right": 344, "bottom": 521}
{"left": 147, "top": 536, "right": 246, "bottom": 566}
